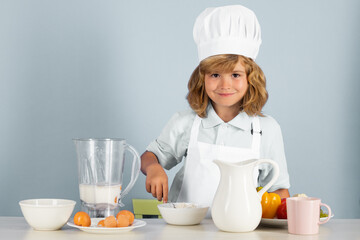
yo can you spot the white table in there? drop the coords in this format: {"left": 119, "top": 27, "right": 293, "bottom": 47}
{"left": 1, "top": 217, "right": 359, "bottom": 240}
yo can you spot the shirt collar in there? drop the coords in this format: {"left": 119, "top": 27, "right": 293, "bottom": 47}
{"left": 201, "top": 103, "right": 252, "bottom": 131}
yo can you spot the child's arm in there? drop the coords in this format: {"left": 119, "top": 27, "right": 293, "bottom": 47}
{"left": 141, "top": 151, "right": 169, "bottom": 202}
{"left": 272, "top": 188, "right": 290, "bottom": 198}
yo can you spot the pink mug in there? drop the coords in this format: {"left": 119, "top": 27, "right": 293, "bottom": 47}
{"left": 287, "top": 197, "right": 332, "bottom": 235}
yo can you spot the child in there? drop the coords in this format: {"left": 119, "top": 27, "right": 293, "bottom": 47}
{"left": 141, "top": 5, "right": 290, "bottom": 206}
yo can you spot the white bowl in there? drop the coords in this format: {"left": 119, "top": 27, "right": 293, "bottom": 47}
{"left": 19, "top": 199, "right": 76, "bottom": 230}
{"left": 158, "top": 202, "right": 209, "bottom": 225}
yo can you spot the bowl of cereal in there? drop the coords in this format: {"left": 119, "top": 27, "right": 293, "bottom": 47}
{"left": 158, "top": 202, "right": 209, "bottom": 225}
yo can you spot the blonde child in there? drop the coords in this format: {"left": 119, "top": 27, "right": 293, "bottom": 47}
{"left": 141, "top": 5, "right": 290, "bottom": 207}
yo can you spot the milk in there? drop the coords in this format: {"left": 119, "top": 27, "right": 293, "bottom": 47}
{"left": 79, "top": 184, "right": 121, "bottom": 205}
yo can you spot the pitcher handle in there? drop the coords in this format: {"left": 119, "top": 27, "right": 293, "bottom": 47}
{"left": 256, "top": 159, "right": 279, "bottom": 198}
{"left": 119, "top": 143, "right": 141, "bottom": 200}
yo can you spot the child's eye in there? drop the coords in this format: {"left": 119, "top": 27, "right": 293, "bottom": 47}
{"left": 210, "top": 73, "right": 220, "bottom": 78}
{"left": 232, "top": 73, "right": 241, "bottom": 78}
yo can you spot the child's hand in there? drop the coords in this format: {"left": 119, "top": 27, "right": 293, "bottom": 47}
{"left": 145, "top": 164, "right": 168, "bottom": 202}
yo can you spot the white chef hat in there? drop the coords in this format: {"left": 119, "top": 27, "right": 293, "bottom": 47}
{"left": 193, "top": 5, "right": 262, "bottom": 62}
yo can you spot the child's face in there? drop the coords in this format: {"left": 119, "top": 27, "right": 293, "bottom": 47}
{"left": 204, "top": 60, "right": 248, "bottom": 113}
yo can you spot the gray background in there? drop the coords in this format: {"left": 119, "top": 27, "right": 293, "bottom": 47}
{"left": 1, "top": 0, "right": 359, "bottom": 218}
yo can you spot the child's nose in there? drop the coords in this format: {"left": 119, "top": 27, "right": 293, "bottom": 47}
{"left": 219, "top": 76, "right": 232, "bottom": 89}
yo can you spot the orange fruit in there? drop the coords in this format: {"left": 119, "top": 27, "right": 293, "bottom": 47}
{"left": 117, "top": 210, "right": 135, "bottom": 225}
{"left": 73, "top": 211, "right": 91, "bottom": 227}
{"left": 104, "top": 215, "right": 117, "bottom": 228}
{"left": 97, "top": 219, "right": 105, "bottom": 227}
{"left": 116, "top": 214, "right": 130, "bottom": 227}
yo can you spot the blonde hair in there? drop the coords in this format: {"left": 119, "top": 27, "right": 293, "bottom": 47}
{"left": 186, "top": 54, "right": 268, "bottom": 118}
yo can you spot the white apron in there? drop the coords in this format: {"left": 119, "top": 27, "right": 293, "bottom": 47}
{"left": 177, "top": 115, "right": 262, "bottom": 209}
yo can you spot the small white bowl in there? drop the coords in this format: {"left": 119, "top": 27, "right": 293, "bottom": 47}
{"left": 158, "top": 202, "right": 209, "bottom": 225}
{"left": 19, "top": 199, "right": 76, "bottom": 230}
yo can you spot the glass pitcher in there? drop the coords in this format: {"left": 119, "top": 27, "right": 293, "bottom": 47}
{"left": 74, "top": 138, "right": 140, "bottom": 217}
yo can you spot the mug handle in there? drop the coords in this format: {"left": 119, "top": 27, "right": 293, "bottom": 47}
{"left": 119, "top": 143, "right": 141, "bottom": 199}
{"left": 256, "top": 159, "right": 280, "bottom": 199}
{"left": 319, "top": 203, "right": 332, "bottom": 225}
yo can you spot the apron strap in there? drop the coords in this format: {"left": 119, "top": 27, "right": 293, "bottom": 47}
{"left": 251, "top": 117, "right": 261, "bottom": 153}
{"left": 189, "top": 115, "right": 202, "bottom": 146}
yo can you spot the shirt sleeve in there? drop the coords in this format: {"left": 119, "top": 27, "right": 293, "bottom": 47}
{"left": 146, "top": 110, "right": 195, "bottom": 170}
{"left": 258, "top": 116, "right": 291, "bottom": 192}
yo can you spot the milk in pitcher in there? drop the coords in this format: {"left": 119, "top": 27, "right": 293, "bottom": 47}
{"left": 79, "top": 183, "right": 121, "bottom": 207}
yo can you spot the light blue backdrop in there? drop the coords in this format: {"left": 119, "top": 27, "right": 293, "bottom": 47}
{"left": 1, "top": 0, "right": 359, "bottom": 218}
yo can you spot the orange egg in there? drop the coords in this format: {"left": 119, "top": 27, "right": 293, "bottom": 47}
{"left": 116, "top": 210, "right": 135, "bottom": 225}
{"left": 97, "top": 219, "right": 105, "bottom": 227}
{"left": 116, "top": 214, "right": 130, "bottom": 227}
{"left": 73, "top": 211, "right": 91, "bottom": 227}
{"left": 104, "top": 216, "right": 117, "bottom": 228}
